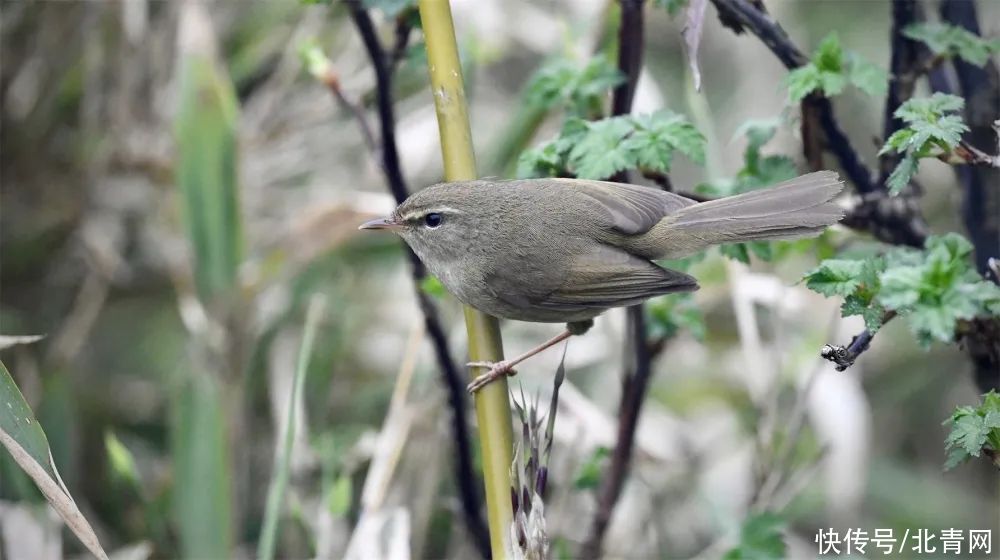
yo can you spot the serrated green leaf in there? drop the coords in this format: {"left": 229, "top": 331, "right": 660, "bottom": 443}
{"left": 818, "top": 70, "right": 848, "bottom": 96}
{"left": 813, "top": 33, "right": 844, "bottom": 72}
{"left": 569, "top": 117, "right": 634, "bottom": 179}
{"left": 878, "top": 265, "right": 924, "bottom": 309}
{"left": 944, "top": 445, "right": 970, "bottom": 470}
{"left": 524, "top": 57, "right": 624, "bottom": 117}
{"left": 907, "top": 304, "right": 959, "bottom": 344}
{"left": 849, "top": 55, "right": 888, "bottom": 97}
{"left": 841, "top": 295, "right": 885, "bottom": 332}
{"left": 804, "top": 259, "right": 865, "bottom": 296}
{"left": 880, "top": 128, "right": 915, "bottom": 155}
{"left": 903, "top": 22, "right": 1000, "bottom": 67}
{"left": 886, "top": 155, "right": 919, "bottom": 194}
{"left": 983, "top": 411, "right": 1000, "bottom": 429}
{"left": 947, "top": 414, "right": 989, "bottom": 456}
{"left": 894, "top": 93, "right": 965, "bottom": 122}
{"left": 785, "top": 65, "right": 822, "bottom": 103}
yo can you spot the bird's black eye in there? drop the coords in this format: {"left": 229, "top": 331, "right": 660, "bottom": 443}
{"left": 424, "top": 212, "right": 443, "bottom": 228}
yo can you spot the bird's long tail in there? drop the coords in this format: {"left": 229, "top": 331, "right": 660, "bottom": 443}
{"left": 653, "top": 171, "right": 845, "bottom": 259}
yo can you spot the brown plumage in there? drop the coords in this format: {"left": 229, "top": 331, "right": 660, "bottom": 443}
{"left": 360, "top": 171, "right": 845, "bottom": 391}
{"left": 364, "top": 171, "right": 844, "bottom": 324}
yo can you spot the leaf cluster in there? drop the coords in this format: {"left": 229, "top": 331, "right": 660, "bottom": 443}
{"left": 903, "top": 22, "right": 1000, "bottom": 67}
{"left": 943, "top": 391, "right": 1000, "bottom": 470}
{"left": 524, "top": 57, "right": 624, "bottom": 118}
{"left": 699, "top": 120, "right": 799, "bottom": 264}
{"left": 517, "top": 110, "right": 705, "bottom": 180}
{"left": 879, "top": 93, "right": 969, "bottom": 194}
{"left": 803, "top": 233, "right": 1000, "bottom": 344}
{"left": 784, "top": 33, "right": 888, "bottom": 103}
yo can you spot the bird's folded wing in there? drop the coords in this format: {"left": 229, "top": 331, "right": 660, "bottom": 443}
{"left": 533, "top": 244, "right": 698, "bottom": 311}
{"left": 550, "top": 178, "right": 696, "bottom": 235}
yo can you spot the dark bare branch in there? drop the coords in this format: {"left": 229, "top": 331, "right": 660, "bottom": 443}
{"left": 581, "top": 2, "right": 655, "bottom": 558}
{"left": 346, "top": 3, "right": 491, "bottom": 555}
{"left": 821, "top": 311, "right": 897, "bottom": 371}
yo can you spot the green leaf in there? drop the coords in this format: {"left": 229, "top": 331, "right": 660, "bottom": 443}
{"left": 903, "top": 22, "right": 1000, "bottom": 67}
{"left": 784, "top": 33, "right": 886, "bottom": 102}
{"left": 573, "top": 446, "right": 610, "bottom": 490}
{"left": 723, "top": 512, "right": 787, "bottom": 560}
{"left": 647, "top": 293, "right": 705, "bottom": 341}
{"left": 720, "top": 243, "right": 750, "bottom": 264}
{"left": 299, "top": 40, "right": 331, "bottom": 81}
{"left": 175, "top": 41, "right": 243, "bottom": 303}
{"left": 259, "top": 297, "right": 326, "bottom": 560}
{"left": 524, "top": 57, "right": 623, "bottom": 117}
{"left": 878, "top": 265, "right": 924, "bottom": 309}
{"left": 804, "top": 259, "right": 865, "bottom": 296}
{"left": 813, "top": 33, "right": 844, "bottom": 72}
{"left": 841, "top": 295, "right": 885, "bottom": 332}
{"left": 1, "top": 360, "right": 109, "bottom": 559}
{"left": 785, "top": 65, "right": 822, "bottom": 103}
{"left": 944, "top": 391, "right": 1000, "bottom": 469}
{"left": 569, "top": 117, "right": 634, "bottom": 179}
{"left": 172, "top": 373, "right": 233, "bottom": 560}
{"left": 523, "top": 111, "right": 706, "bottom": 180}
{"left": 105, "top": 431, "right": 140, "bottom": 487}
{"left": 886, "top": 155, "right": 918, "bottom": 194}
{"left": 849, "top": 54, "right": 889, "bottom": 97}
{"left": 944, "top": 445, "right": 970, "bottom": 470}
{"left": 627, "top": 110, "right": 707, "bottom": 168}
{"left": 327, "top": 473, "right": 353, "bottom": 517}
{"left": 947, "top": 414, "right": 989, "bottom": 456}
{"left": 879, "top": 128, "right": 915, "bottom": 155}
{"left": 420, "top": 275, "right": 447, "bottom": 299}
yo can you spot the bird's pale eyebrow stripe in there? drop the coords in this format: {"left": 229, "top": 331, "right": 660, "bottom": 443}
{"left": 400, "top": 206, "right": 462, "bottom": 221}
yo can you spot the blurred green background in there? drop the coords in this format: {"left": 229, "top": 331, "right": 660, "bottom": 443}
{"left": 1, "top": 1, "right": 997, "bottom": 558}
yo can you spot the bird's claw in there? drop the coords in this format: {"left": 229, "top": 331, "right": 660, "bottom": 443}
{"left": 466, "top": 360, "right": 517, "bottom": 393}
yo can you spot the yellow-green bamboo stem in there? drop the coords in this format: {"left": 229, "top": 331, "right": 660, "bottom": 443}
{"left": 417, "top": 1, "right": 514, "bottom": 557}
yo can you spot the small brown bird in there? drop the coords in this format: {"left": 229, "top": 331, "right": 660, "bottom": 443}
{"left": 360, "top": 171, "right": 844, "bottom": 392}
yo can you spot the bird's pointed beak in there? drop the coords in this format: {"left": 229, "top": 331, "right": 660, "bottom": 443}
{"left": 358, "top": 216, "right": 403, "bottom": 231}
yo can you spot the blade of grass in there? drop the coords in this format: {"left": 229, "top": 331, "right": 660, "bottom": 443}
{"left": 417, "top": 2, "right": 515, "bottom": 557}
{"left": 175, "top": 1, "right": 243, "bottom": 304}
{"left": 171, "top": 371, "right": 233, "bottom": 559}
{"left": 258, "top": 295, "right": 327, "bottom": 560}
{"left": 0, "top": 360, "right": 109, "bottom": 560}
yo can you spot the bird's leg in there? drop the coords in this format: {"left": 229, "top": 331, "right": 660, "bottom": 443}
{"left": 466, "top": 329, "right": 573, "bottom": 393}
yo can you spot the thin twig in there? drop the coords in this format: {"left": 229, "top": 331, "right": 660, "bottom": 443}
{"left": 952, "top": 135, "right": 1000, "bottom": 169}
{"left": 820, "top": 311, "right": 898, "bottom": 371}
{"left": 345, "top": 3, "right": 491, "bottom": 556}
{"left": 581, "top": 2, "right": 651, "bottom": 558}
{"left": 321, "top": 72, "right": 379, "bottom": 155}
